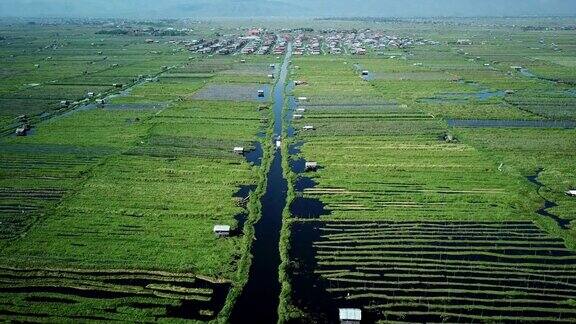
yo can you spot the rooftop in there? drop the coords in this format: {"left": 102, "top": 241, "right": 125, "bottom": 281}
{"left": 339, "top": 308, "right": 362, "bottom": 321}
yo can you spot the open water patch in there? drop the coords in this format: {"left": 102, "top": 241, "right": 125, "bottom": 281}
{"left": 193, "top": 84, "right": 271, "bottom": 102}
{"left": 527, "top": 168, "right": 569, "bottom": 229}
{"left": 244, "top": 141, "right": 263, "bottom": 166}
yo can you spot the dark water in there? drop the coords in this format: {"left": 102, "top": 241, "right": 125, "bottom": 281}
{"left": 230, "top": 44, "right": 292, "bottom": 324}
{"left": 244, "top": 141, "right": 263, "bottom": 166}
{"left": 527, "top": 169, "right": 569, "bottom": 229}
{"left": 448, "top": 119, "right": 576, "bottom": 128}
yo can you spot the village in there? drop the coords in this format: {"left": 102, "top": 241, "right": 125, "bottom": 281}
{"left": 187, "top": 28, "right": 436, "bottom": 56}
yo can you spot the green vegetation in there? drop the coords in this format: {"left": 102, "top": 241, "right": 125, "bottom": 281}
{"left": 0, "top": 21, "right": 279, "bottom": 322}
{"left": 2, "top": 16, "right": 576, "bottom": 323}
{"left": 280, "top": 20, "right": 576, "bottom": 323}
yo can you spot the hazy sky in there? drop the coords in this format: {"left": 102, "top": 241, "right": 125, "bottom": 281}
{"left": 1, "top": 0, "right": 576, "bottom": 18}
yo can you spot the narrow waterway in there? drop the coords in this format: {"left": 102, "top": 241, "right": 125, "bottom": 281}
{"left": 230, "top": 44, "right": 292, "bottom": 323}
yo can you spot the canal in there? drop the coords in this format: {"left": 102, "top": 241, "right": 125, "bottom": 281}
{"left": 230, "top": 44, "right": 292, "bottom": 323}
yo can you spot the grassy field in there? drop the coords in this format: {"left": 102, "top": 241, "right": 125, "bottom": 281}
{"left": 0, "top": 21, "right": 280, "bottom": 322}
{"left": 1, "top": 17, "right": 576, "bottom": 323}
{"left": 280, "top": 20, "right": 576, "bottom": 323}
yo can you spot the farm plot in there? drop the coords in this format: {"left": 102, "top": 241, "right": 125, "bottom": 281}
{"left": 193, "top": 83, "right": 271, "bottom": 101}
{"left": 290, "top": 134, "right": 530, "bottom": 221}
{"left": 290, "top": 57, "right": 385, "bottom": 103}
{"left": 0, "top": 49, "right": 268, "bottom": 321}
{"left": 0, "top": 266, "right": 230, "bottom": 322}
{"left": 456, "top": 128, "right": 576, "bottom": 229}
{"left": 280, "top": 29, "right": 576, "bottom": 323}
{"left": 0, "top": 23, "right": 188, "bottom": 133}
{"left": 0, "top": 144, "right": 110, "bottom": 241}
{"left": 289, "top": 220, "right": 576, "bottom": 323}
{"left": 505, "top": 90, "right": 576, "bottom": 119}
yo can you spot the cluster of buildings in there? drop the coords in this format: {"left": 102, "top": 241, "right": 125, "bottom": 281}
{"left": 185, "top": 28, "right": 438, "bottom": 56}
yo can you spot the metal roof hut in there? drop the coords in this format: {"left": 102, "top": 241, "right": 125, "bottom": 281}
{"left": 339, "top": 308, "right": 361, "bottom": 324}
{"left": 233, "top": 147, "right": 245, "bottom": 155}
{"left": 303, "top": 125, "right": 315, "bottom": 131}
{"left": 258, "top": 90, "right": 265, "bottom": 97}
{"left": 96, "top": 99, "right": 106, "bottom": 107}
{"left": 296, "top": 108, "right": 306, "bottom": 113}
{"left": 293, "top": 114, "right": 303, "bottom": 120}
{"left": 305, "top": 161, "right": 318, "bottom": 172}
{"left": 361, "top": 70, "right": 369, "bottom": 76}
{"left": 15, "top": 126, "right": 27, "bottom": 136}
{"left": 213, "top": 225, "right": 231, "bottom": 237}
{"left": 567, "top": 190, "right": 576, "bottom": 197}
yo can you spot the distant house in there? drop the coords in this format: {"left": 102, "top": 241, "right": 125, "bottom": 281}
{"left": 294, "top": 80, "right": 308, "bottom": 86}
{"left": 297, "top": 97, "right": 308, "bottom": 102}
{"left": 213, "top": 225, "right": 231, "bottom": 237}
{"left": 296, "top": 108, "right": 306, "bottom": 113}
{"left": 361, "top": 70, "right": 369, "bottom": 76}
{"left": 457, "top": 39, "right": 472, "bottom": 45}
{"left": 60, "top": 100, "right": 70, "bottom": 108}
{"left": 510, "top": 66, "right": 523, "bottom": 71}
{"left": 87, "top": 92, "right": 95, "bottom": 98}
{"left": 567, "top": 190, "right": 576, "bottom": 197}
{"left": 258, "top": 90, "right": 265, "bottom": 97}
{"left": 339, "top": 308, "right": 361, "bottom": 324}
{"left": 305, "top": 162, "right": 318, "bottom": 171}
{"left": 268, "top": 74, "right": 275, "bottom": 79}
{"left": 303, "top": 125, "right": 315, "bottom": 131}
{"left": 293, "top": 114, "right": 303, "bottom": 120}
{"left": 233, "top": 147, "right": 245, "bottom": 155}
{"left": 96, "top": 99, "right": 105, "bottom": 106}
